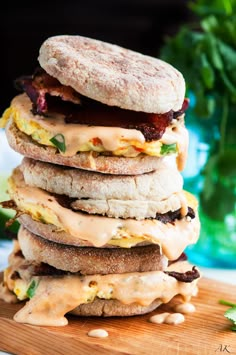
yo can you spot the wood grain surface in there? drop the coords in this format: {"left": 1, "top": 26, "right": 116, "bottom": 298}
{"left": 0, "top": 277, "right": 235, "bottom": 355}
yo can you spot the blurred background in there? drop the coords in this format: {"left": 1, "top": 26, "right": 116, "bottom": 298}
{"left": 0, "top": 0, "right": 193, "bottom": 113}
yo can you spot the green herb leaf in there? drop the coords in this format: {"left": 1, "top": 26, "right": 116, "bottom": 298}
{"left": 189, "top": 0, "right": 233, "bottom": 16}
{"left": 50, "top": 134, "right": 66, "bottom": 153}
{"left": 201, "top": 15, "right": 218, "bottom": 33}
{"left": 218, "top": 40, "right": 236, "bottom": 87}
{"left": 160, "top": 143, "right": 177, "bottom": 155}
{"left": 219, "top": 299, "right": 236, "bottom": 331}
{"left": 160, "top": 0, "right": 236, "bottom": 121}
{"left": 220, "top": 71, "right": 236, "bottom": 101}
{"left": 224, "top": 307, "right": 236, "bottom": 330}
{"left": 200, "top": 53, "right": 214, "bottom": 89}
{"left": 205, "top": 33, "right": 223, "bottom": 71}
{"left": 26, "top": 280, "right": 38, "bottom": 299}
{"left": 224, "top": 307, "right": 236, "bottom": 322}
{"left": 219, "top": 299, "right": 236, "bottom": 307}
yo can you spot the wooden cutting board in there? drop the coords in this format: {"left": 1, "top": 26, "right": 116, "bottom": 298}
{"left": 0, "top": 277, "right": 235, "bottom": 355}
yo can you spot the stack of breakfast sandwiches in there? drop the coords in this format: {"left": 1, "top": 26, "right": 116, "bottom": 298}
{"left": 0, "top": 35, "right": 201, "bottom": 326}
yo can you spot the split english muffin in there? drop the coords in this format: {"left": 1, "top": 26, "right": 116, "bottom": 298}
{"left": 6, "top": 166, "right": 200, "bottom": 257}
{"left": 20, "top": 157, "right": 186, "bottom": 219}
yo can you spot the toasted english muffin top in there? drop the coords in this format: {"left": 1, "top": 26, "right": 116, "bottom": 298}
{"left": 38, "top": 35, "right": 185, "bottom": 113}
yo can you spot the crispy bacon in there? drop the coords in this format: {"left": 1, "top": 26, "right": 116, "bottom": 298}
{"left": 165, "top": 266, "right": 200, "bottom": 283}
{"left": 14, "top": 250, "right": 24, "bottom": 258}
{"left": 54, "top": 194, "right": 77, "bottom": 209}
{"left": 32, "top": 262, "right": 70, "bottom": 276}
{"left": 15, "top": 68, "right": 189, "bottom": 141}
{"left": 33, "top": 262, "right": 200, "bottom": 283}
{"left": 173, "top": 98, "right": 189, "bottom": 119}
{"left": 33, "top": 261, "right": 200, "bottom": 283}
{"left": 65, "top": 102, "right": 173, "bottom": 141}
{"left": 0, "top": 200, "right": 23, "bottom": 227}
{"left": 168, "top": 253, "right": 188, "bottom": 266}
{"left": 155, "top": 207, "right": 195, "bottom": 224}
{"left": 14, "top": 68, "right": 81, "bottom": 115}
{"left": 64, "top": 98, "right": 189, "bottom": 141}
{"left": 10, "top": 271, "right": 21, "bottom": 280}
{"left": 0, "top": 200, "right": 17, "bottom": 210}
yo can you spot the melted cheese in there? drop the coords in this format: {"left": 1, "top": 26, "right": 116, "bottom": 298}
{"left": 1, "top": 94, "right": 188, "bottom": 162}
{"left": 12, "top": 261, "right": 199, "bottom": 326}
{"left": 8, "top": 168, "right": 200, "bottom": 259}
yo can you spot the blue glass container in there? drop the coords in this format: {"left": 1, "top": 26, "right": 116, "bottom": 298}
{"left": 183, "top": 96, "right": 236, "bottom": 268}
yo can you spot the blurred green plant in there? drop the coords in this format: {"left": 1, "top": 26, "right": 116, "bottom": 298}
{"left": 160, "top": 0, "right": 236, "bottom": 120}
{"left": 160, "top": 0, "right": 236, "bottom": 222}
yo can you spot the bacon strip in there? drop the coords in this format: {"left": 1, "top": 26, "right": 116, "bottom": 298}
{"left": 173, "top": 98, "right": 189, "bottom": 119}
{"left": 64, "top": 103, "right": 173, "bottom": 141}
{"left": 15, "top": 69, "right": 189, "bottom": 141}
{"left": 64, "top": 98, "right": 189, "bottom": 141}
{"left": 155, "top": 207, "right": 195, "bottom": 224}
{"left": 33, "top": 262, "right": 200, "bottom": 283}
{"left": 168, "top": 252, "right": 187, "bottom": 266}
{"left": 0, "top": 200, "right": 23, "bottom": 228}
{"left": 53, "top": 192, "right": 196, "bottom": 222}
{"left": 14, "top": 68, "right": 81, "bottom": 115}
{"left": 32, "top": 262, "right": 71, "bottom": 276}
{"left": 164, "top": 266, "right": 200, "bottom": 283}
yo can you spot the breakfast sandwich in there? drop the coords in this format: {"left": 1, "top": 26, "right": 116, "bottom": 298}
{"left": 0, "top": 35, "right": 201, "bottom": 326}
{"left": 0, "top": 35, "right": 189, "bottom": 174}
{"left": 1, "top": 227, "right": 200, "bottom": 326}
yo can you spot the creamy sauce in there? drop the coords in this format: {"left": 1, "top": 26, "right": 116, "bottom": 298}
{"left": 149, "top": 312, "right": 185, "bottom": 325}
{"left": 0, "top": 283, "right": 17, "bottom": 303}
{"left": 87, "top": 329, "right": 109, "bottom": 338}
{"left": 174, "top": 302, "right": 196, "bottom": 314}
{"left": 12, "top": 261, "right": 199, "bottom": 326}
{"left": 9, "top": 168, "right": 200, "bottom": 260}
{"left": 176, "top": 126, "right": 189, "bottom": 171}
{"left": 165, "top": 313, "right": 185, "bottom": 325}
{"left": 176, "top": 191, "right": 188, "bottom": 217}
{"left": 149, "top": 312, "right": 170, "bottom": 324}
{"left": 161, "top": 117, "right": 189, "bottom": 171}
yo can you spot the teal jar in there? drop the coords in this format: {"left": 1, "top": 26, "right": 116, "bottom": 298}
{"left": 183, "top": 97, "right": 236, "bottom": 268}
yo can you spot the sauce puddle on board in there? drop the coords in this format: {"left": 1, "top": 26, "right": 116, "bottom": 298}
{"left": 149, "top": 303, "right": 196, "bottom": 325}
{"left": 174, "top": 302, "right": 196, "bottom": 314}
{"left": 87, "top": 329, "right": 109, "bottom": 338}
{"left": 149, "top": 312, "right": 185, "bottom": 325}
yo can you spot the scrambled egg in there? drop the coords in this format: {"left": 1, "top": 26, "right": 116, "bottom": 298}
{"left": 0, "top": 94, "right": 179, "bottom": 158}
{"left": 5, "top": 268, "right": 110, "bottom": 304}
{"left": 14, "top": 279, "right": 30, "bottom": 301}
